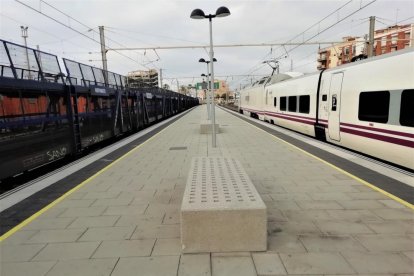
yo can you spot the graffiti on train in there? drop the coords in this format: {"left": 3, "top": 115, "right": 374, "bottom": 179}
{"left": 83, "top": 133, "right": 105, "bottom": 146}
{"left": 47, "top": 146, "right": 68, "bottom": 161}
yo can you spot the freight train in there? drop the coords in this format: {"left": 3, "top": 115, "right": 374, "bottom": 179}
{"left": 239, "top": 48, "right": 414, "bottom": 170}
{"left": 0, "top": 39, "right": 198, "bottom": 180}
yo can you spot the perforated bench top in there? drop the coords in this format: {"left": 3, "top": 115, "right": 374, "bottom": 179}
{"left": 182, "top": 157, "right": 265, "bottom": 211}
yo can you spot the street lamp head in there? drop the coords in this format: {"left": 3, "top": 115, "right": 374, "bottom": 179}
{"left": 213, "top": 58, "right": 217, "bottom": 62}
{"left": 215, "top": 6, "right": 230, "bottom": 18}
{"left": 201, "top": 73, "right": 207, "bottom": 77}
{"left": 198, "top": 58, "right": 206, "bottom": 63}
{"left": 190, "top": 9, "right": 206, "bottom": 19}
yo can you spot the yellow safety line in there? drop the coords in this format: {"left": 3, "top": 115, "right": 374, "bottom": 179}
{"left": 0, "top": 112, "right": 187, "bottom": 242}
{"left": 233, "top": 111, "right": 414, "bottom": 210}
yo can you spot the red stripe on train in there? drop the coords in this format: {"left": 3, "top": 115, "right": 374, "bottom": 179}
{"left": 340, "top": 127, "right": 414, "bottom": 148}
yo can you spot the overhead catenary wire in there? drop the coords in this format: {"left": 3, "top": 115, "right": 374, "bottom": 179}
{"left": 229, "top": 1, "right": 355, "bottom": 87}
{"left": 274, "top": 0, "right": 378, "bottom": 60}
{"left": 0, "top": 12, "right": 97, "bottom": 55}
{"left": 38, "top": 0, "right": 157, "bottom": 69}
{"left": 228, "top": 0, "right": 378, "bottom": 89}
{"left": 14, "top": 0, "right": 151, "bottom": 70}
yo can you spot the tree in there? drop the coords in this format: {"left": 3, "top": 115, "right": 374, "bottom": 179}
{"left": 163, "top": 84, "right": 170, "bottom": 90}
{"left": 180, "top": 85, "right": 188, "bottom": 94}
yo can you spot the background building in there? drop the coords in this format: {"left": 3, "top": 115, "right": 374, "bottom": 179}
{"left": 194, "top": 79, "right": 234, "bottom": 102}
{"left": 127, "top": 69, "right": 159, "bottom": 88}
{"left": 374, "top": 23, "right": 414, "bottom": 55}
{"left": 317, "top": 36, "right": 365, "bottom": 70}
{"left": 317, "top": 23, "right": 413, "bottom": 70}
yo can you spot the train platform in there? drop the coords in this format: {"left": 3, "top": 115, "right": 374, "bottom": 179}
{"left": 1, "top": 105, "right": 413, "bottom": 276}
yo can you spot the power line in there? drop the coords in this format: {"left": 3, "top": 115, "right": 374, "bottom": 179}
{"left": 39, "top": 0, "right": 98, "bottom": 34}
{"left": 162, "top": 74, "right": 268, "bottom": 80}
{"left": 106, "top": 26, "right": 206, "bottom": 46}
{"left": 228, "top": 1, "right": 354, "bottom": 87}
{"left": 39, "top": 0, "right": 158, "bottom": 68}
{"left": 107, "top": 41, "right": 343, "bottom": 51}
{"left": 269, "top": 0, "right": 353, "bottom": 44}
{"left": 39, "top": 0, "right": 155, "bottom": 68}
{"left": 15, "top": 0, "right": 150, "bottom": 70}
{"left": 397, "top": 16, "right": 414, "bottom": 24}
{"left": 275, "top": 0, "right": 378, "bottom": 59}
{"left": 229, "top": 0, "right": 378, "bottom": 88}
{"left": 0, "top": 12, "right": 98, "bottom": 57}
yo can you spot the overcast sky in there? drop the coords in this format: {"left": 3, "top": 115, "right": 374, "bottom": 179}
{"left": 1, "top": 0, "right": 413, "bottom": 90}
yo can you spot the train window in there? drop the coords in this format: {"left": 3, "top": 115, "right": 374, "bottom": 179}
{"left": 280, "top": 97, "right": 286, "bottom": 111}
{"left": 288, "top": 96, "right": 297, "bottom": 112}
{"left": 331, "top": 95, "right": 337, "bottom": 111}
{"left": 358, "top": 91, "right": 390, "bottom": 123}
{"left": 273, "top": 97, "right": 277, "bottom": 107}
{"left": 299, "top": 95, "right": 310, "bottom": 113}
{"left": 322, "top": 94, "right": 327, "bottom": 101}
{"left": 400, "top": 89, "right": 414, "bottom": 127}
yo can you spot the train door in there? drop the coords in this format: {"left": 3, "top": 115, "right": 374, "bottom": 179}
{"left": 328, "top": 72, "right": 343, "bottom": 141}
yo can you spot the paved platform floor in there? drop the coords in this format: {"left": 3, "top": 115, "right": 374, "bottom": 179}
{"left": 1, "top": 105, "right": 413, "bottom": 276}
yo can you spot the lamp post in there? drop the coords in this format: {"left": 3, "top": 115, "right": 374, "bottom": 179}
{"left": 191, "top": 6, "right": 230, "bottom": 148}
{"left": 20, "top": 26, "right": 31, "bottom": 79}
{"left": 199, "top": 58, "right": 216, "bottom": 120}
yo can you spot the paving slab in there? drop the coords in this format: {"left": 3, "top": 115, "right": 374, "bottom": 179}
{"left": 342, "top": 251, "right": 413, "bottom": 274}
{"left": 279, "top": 252, "right": 356, "bottom": 274}
{"left": 103, "top": 204, "right": 148, "bottom": 216}
{"left": 299, "top": 234, "right": 368, "bottom": 252}
{"left": 32, "top": 241, "right": 100, "bottom": 261}
{"left": 91, "top": 196, "right": 134, "bottom": 206}
{"left": 78, "top": 226, "right": 135, "bottom": 241}
{"left": 131, "top": 224, "right": 180, "bottom": 239}
{"left": 152, "top": 238, "right": 182, "bottom": 256}
{"left": 315, "top": 221, "right": 374, "bottom": 235}
{"left": 92, "top": 239, "right": 155, "bottom": 258}
{"left": 111, "top": 256, "right": 180, "bottom": 276}
{"left": 295, "top": 200, "right": 344, "bottom": 210}
{"left": 212, "top": 256, "right": 257, "bottom": 276}
{"left": 372, "top": 208, "right": 414, "bottom": 220}
{"left": 67, "top": 215, "right": 119, "bottom": 228}
{"left": 57, "top": 206, "right": 107, "bottom": 218}
{"left": 267, "top": 234, "right": 307, "bottom": 253}
{"left": 114, "top": 214, "right": 164, "bottom": 227}
{"left": 26, "top": 228, "right": 86, "bottom": 243}
{"left": 252, "top": 252, "right": 287, "bottom": 275}
{"left": 23, "top": 218, "right": 75, "bottom": 231}
{"left": 46, "top": 258, "right": 118, "bottom": 276}
{"left": 55, "top": 199, "right": 96, "bottom": 208}
{"left": 354, "top": 234, "right": 414, "bottom": 251}
{"left": 0, "top": 261, "right": 56, "bottom": 276}
{"left": 336, "top": 199, "right": 387, "bottom": 209}
{"left": 178, "top": 253, "right": 211, "bottom": 276}
{"left": 0, "top": 243, "right": 46, "bottom": 262}
{"left": 0, "top": 230, "right": 39, "bottom": 245}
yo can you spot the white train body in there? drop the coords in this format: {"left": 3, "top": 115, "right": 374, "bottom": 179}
{"left": 240, "top": 48, "right": 414, "bottom": 170}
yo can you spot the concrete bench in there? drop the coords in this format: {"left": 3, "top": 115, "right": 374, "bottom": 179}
{"left": 181, "top": 157, "right": 267, "bottom": 253}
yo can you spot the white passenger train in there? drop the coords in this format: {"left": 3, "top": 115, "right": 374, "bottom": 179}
{"left": 239, "top": 48, "right": 414, "bottom": 170}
